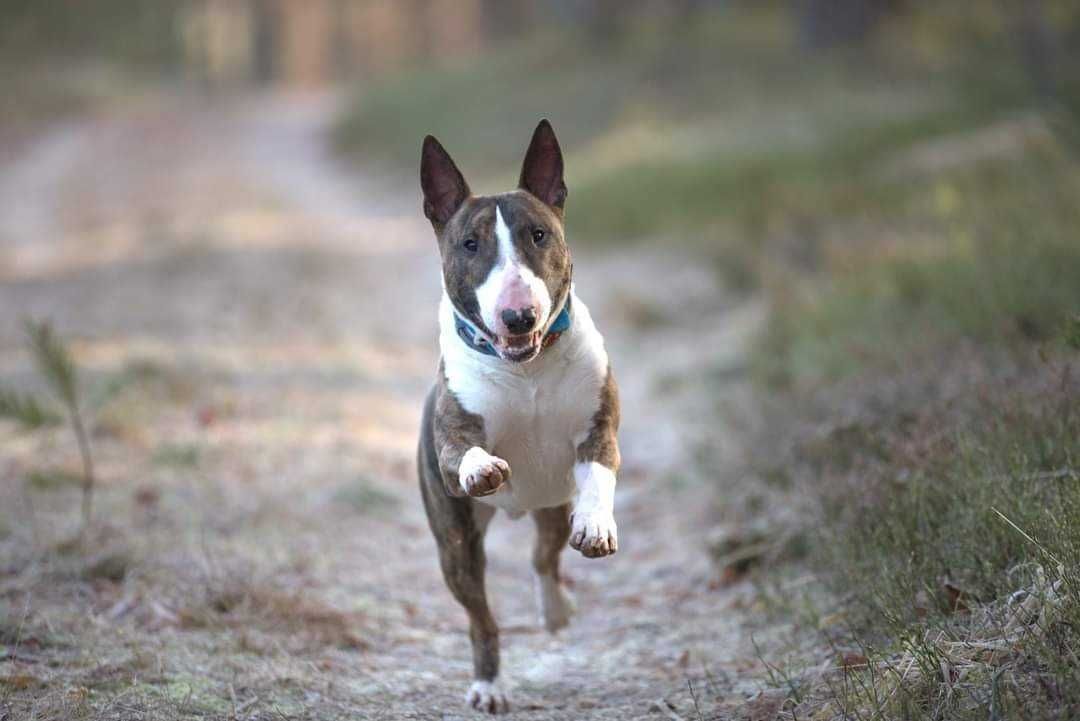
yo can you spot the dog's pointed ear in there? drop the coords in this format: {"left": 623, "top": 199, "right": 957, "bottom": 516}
{"left": 421, "top": 135, "right": 470, "bottom": 226}
{"left": 518, "top": 119, "right": 567, "bottom": 210}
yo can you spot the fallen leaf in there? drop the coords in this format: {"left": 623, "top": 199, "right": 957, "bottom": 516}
{"left": 134, "top": 486, "right": 160, "bottom": 508}
{"left": 1, "top": 673, "right": 39, "bottom": 690}
{"left": 709, "top": 531, "right": 773, "bottom": 586}
{"left": 837, "top": 652, "right": 868, "bottom": 670}
{"left": 196, "top": 406, "right": 217, "bottom": 428}
{"left": 914, "top": 590, "right": 931, "bottom": 619}
{"left": 84, "top": 552, "right": 130, "bottom": 583}
{"left": 718, "top": 565, "right": 747, "bottom": 587}
{"left": 745, "top": 689, "right": 785, "bottom": 721}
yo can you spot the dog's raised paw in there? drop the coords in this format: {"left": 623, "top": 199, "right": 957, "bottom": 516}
{"left": 569, "top": 509, "right": 618, "bottom": 558}
{"left": 466, "top": 679, "right": 509, "bottom": 714}
{"left": 458, "top": 447, "right": 511, "bottom": 497}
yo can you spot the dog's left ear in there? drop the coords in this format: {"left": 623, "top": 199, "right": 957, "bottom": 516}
{"left": 519, "top": 119, "right": 567, "bottom": 211}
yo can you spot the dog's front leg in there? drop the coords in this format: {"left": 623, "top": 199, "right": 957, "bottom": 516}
{"left": 570, "top": 370, "right": 620, "bottom": 558}
{"left": 434, "top": 377, "right": 510, "bottom": 498}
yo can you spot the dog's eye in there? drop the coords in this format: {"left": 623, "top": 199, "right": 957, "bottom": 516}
{"left": 531, "top": 228, "right": 546, "bottom": 245}
{"left": 463, "top": 237, "right": 478, "bottom": 252}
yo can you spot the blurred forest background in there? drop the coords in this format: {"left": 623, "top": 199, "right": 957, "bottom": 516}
{"left": 2, "top": 1, "right": 1080, "bottom": 720}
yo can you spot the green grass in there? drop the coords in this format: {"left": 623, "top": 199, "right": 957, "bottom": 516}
{"left": 793, "top": 363, "right": 1080, "bottom": 719}
{"left": 569, "top": 106, "right": 993, "bottom": 240}
{"left": 740, "top": 106, "right": 1080, "bottom": 720}
{"left": 334, "top": 36, "right": 633, "bottom": 180}
{"left": 755, "top": 144, "right": 1080, "bottom": 387}
{"left": 826, "top": 376, "right": 1078, "bottom": 613}
{"left": 743, "top": 124, "right": 1080, "bottom": 721}
{"left": 151, "top": 442, "right": 201, "bottom": 468}
{"left": 333, "top": 7, "right": 820, "bottom": 179}
{"left": 335, "top": 9, "right": 990, "bottom": 206}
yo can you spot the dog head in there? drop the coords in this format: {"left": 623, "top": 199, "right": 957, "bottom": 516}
{"left": 421, "top": 120, "right": 572, "bottom": 363}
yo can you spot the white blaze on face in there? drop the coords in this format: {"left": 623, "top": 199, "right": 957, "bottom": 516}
{"left": 474, "top": 205, "right": 552, "bottom": 339}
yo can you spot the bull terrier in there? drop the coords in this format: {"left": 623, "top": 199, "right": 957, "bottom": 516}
{"left": 416, "top": 120, "right": 620, "bottom": 713}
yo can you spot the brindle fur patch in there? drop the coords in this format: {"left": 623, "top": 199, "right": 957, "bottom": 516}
{"left": 576, "top": 367, "right": 621, "bottom": 471}
{"left": 437, "top": 199, "right": 499, "bottom": 335}
{"left": 432, "top": 361, "right": 487, "bottom": 497}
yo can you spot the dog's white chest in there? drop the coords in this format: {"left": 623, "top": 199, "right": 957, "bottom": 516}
{"left": 483, "top": 374, "right": 587, "bottom": 512}
{"left": 440, "top": 292, "right": 609, "bottom": 514}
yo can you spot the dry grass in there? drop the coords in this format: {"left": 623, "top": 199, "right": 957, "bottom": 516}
{"left": 177, "top": 574, "right": 368, "bottom": 652}
{"left": 739, "top": 339, "right": 1080, "bottom": 719}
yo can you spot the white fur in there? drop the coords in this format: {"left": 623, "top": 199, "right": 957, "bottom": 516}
{"left": 474, "top": 206, "right": 552, "bottom": 334}
{"left": 458, "top": 446, "right": 509, "bottom": 496}
{"left": 571, "top": 461, "right": 616, "bottom": 516}
{"left": 439, "top": 287, "right": 609, "bottom": 516}
{"left": 534, "top": 573, "right": 575, "bottom": 632}
{"left": 465, "top": 679, "right": 509, "bottom": 714}
{"left": 570, "top": 462, "right": 618, "bottom": 553}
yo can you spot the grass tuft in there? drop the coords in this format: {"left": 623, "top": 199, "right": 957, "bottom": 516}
{"left": 768, "top": 361, "right": 1080, "bottom": 719}
{"left": 0, "top": 387, "right": 60, "bottom": 430}
{"left": 5, "top": 320, "right": 100, "bottom": 535}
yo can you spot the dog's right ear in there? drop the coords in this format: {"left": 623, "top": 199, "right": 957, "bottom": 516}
{"left": 421, "top": 135, "right": 470, "bottom": 227}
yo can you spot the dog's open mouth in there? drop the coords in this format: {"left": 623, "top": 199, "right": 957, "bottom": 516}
{"left": 496, "top": 331, "right": 542, "bottom": 362}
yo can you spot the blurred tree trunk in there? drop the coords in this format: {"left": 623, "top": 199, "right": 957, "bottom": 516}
{"left": 424, "top": 0, "right": 483, "bottom": 63}
{"left": 276, "top": 0, "right": 333, "bottom": 88}
{"left": 547, "top": 0, "right": 630, "bottom": 49}
{"left": 251, "top": 0, "right": 277, "bottom": 85}
{"left": 181, "top": 0, "right": 254, "bottom": 89}
{"left": 1006, "top": 0, "right": 1060, "bottom": 100}
{"left": 585, "top": 0, "right": 623, "bottom": 48}
{"left": 794, "top": 0, "right": 896, "bottom": 49}
{"left": 481, "top": 0, "right": 536, "bottom": 42}
{"left": 342, "top": 0, "right": 419, "bottom": 77}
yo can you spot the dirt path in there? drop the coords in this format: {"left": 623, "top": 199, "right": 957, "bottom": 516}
{"left": 0, "top": 93, "right": 768, "bottom": 720}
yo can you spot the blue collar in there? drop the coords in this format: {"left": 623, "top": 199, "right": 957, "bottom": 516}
{"left": 454, "top": 295, "right": 572, "bottom": 358}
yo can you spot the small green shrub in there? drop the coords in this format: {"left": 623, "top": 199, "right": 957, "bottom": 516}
{"left": 0, "top": 321, "right": 97, "bottom": 534}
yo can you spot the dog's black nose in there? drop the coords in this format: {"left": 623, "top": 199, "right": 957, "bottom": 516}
{"left": 501, "top": 307, "right": 537, "bottom": 335}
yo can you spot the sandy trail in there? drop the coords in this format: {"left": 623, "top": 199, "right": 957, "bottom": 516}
{"left": 0, "top": 93, "right": 766, "bottom": 720}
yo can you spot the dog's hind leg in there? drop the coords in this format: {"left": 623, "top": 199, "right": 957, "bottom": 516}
{"left": 531, "top": 503, "right": 576, "bottom": 633}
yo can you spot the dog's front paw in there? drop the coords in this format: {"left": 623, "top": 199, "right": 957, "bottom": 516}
{"left": 569, "top": 508, "right": 618, "bottom": 558}
{"left": 459, "top": 447, "right": 511, "bottom": 497}
{"left": 466, "top": 679, "right": 509, "bottom": 714}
